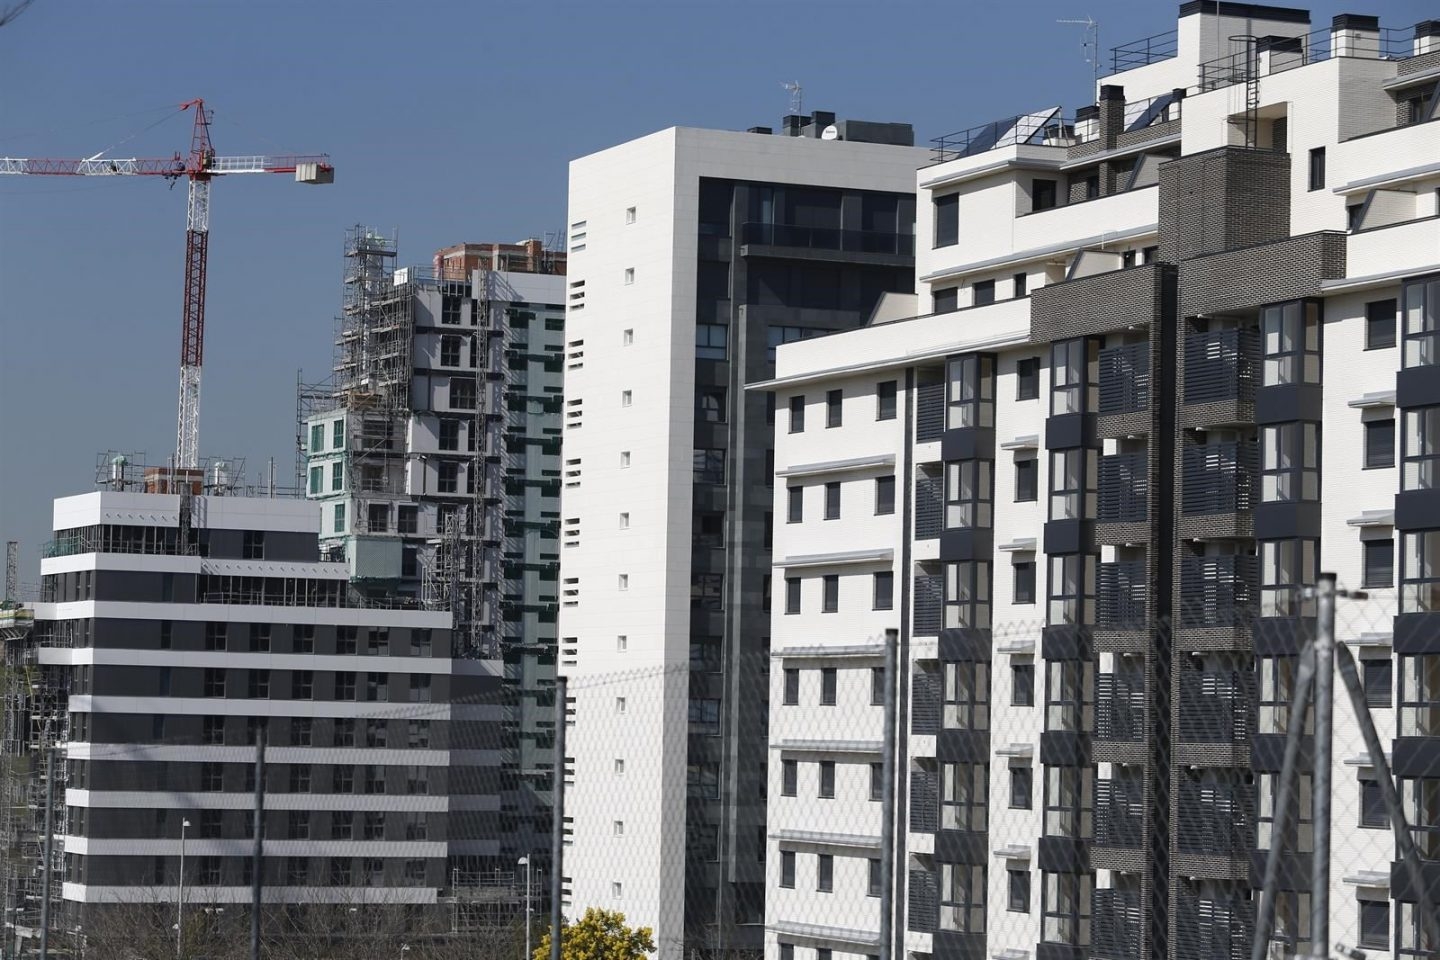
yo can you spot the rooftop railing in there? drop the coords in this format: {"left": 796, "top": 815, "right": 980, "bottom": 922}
{"left": 1198, "top": 26, "right": 1415, "bottom": 93}
{"left": 1111, "top": 29, "right": 1179, "bottom": 72}
{"left": 931, "top": 108, "right": 1092, "bottom": 164}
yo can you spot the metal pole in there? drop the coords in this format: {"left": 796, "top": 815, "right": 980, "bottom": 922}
{"left": 549, "top": 677, "right": 566, "bottom": 960}
{"left": 1251, "top": 646, "right": 1316, "bottom": 960}
{"left": 523, "top": 857, "right": 532, "bottom": 960}
{"left": 1335, "top": 642, "right": 1440, "bottom": 953}
{"left": 250, "top": 727, "right": 265, "bottom": 960}
{"left": 1310, "top": 573, "right": 1335, "bottom": 958}
{"left": 178, "top": 819, "right": 188, "bottom": 958}
{"left": 877, "top": 630, "right": 898, "bottom": 960}
{"left": 38, "top": 748, "right": 53, "bottom": 960}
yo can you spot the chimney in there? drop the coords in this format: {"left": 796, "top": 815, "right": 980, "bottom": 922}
{"left": 1098, "top": 85, "right": 1126, "bottom": 146}
{"left": 1256, "top": 34, "right": 1305, "bottom": 76}
{"left": 810, "top": 111, "right": 836, "bottom": 137}
{"left": 1416, "top": 20, "right": 1440, "bottom": 56}
{"left": 1331, "top": 14, "right": 1380, "bottom": 58}
{"left": 524, "top": 238, "right": 543, "bottom": 272}
{"left": 781, "top": 114, "right": 806, "bottom": 137}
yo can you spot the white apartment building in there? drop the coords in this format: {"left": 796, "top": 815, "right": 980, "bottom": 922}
{"left": 761, "top": 5, "right": 1440, "bottom": 960}
{"left": 560, "top": 119, "right": 928, "bottom": 956}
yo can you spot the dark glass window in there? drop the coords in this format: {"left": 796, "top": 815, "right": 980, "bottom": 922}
{"left": 820, "top": 667, "right": 837, "bottom": 705}
{"left": 1011, "top": 765, "right": 1032, "bottom": 809}
{"left": 1033, "top": 179, "right": 1058, "bottom": 211}
{"left": 946, "top": 354, "right": 995, "bottom": 429}
{"left": 1013, "top": 272, "right": 1028, "bottom": 298}
{"left": 1308, "top": 147, "right": 1326, "bottom": 191}
{"left": 1046, "top": 660, "right": 1094, "bottom": 733}
{"left": 942, "top": 761, "right": 987, "bottom": 831}
{"left": 785, "top": 577, "right": 801, "bottom": 614}
{"left": 783, "top": 668, "right": 799, "bottom": 705}
{"left": 933, "top": 287, "right": 959, "bottom": 314}
{"left": 943, "top": 661, "right": 989, "bottom": 730}
{"left": 1403, "top": 407, "right": 1440, "bottom": 491}
{"left": 1042, "top": 872, "right": 1092, "bottom": 946}
{"left": 939, "top": 863, "right": 985, "bottom": 933}
{"left": 1050, "top": 338, "right": 1097, "bottom": 416}
{"left": 826, "top": 389, "right": 843, "bottom": 428}
{"left": 1008, "top": 868, "right": 1031, "bottom": 912}
{"left": 824, "top": 482, "right": 841, "bottom": 520}
{"left": 1359, "top": 900, "right": 1389, "bottom": 951}
{"left": 1017, "top": 357, "right": 1041, "bottom": 400}
{"left": 1365, "top": 418, "right": 1395, "bottom": 468}
{"left": 789, "top": 395, "right": 805, "bottom": 433}
{"left": 1364, "top": 539, "right": 1395, "bottom": 590}
{"left": 877, "top": 381, "right": 898, "bottom": 420}
{"left": 817, "top": 854, "right": 834, "bottom": 892}
{"left": 1261, "top": 422, "right": 1319, "bottom": 502}
{"left": 973, "top": 280, "right": 995, "bottom": 306}
{"left": 944, "top": 561, "right": 991, "bottom": 630}
{"left": 1012, "top": 662, "right": 1035, "bottom": 706}
{"left": 1014, "top": 561, "right": 1036, "bottom": 605}
{"left": 875, "top": 476, "right": 895, "bottom": 515}
{"left": 935, "top": 194, "right": 959, "bottom": 247}
{"left": 782, "top": 760, "right": 798, "bottom": 797}
{"left": 822, "top": 575, "right": 839, "bottom": 614}
{"left": 1262, "top": 301, "right": 1321, "bottom": 386}
{"left": 945, "top": 460, "right": 993, "bottom": 529}
{"left": 788, "top": 486, "right": 803, "bottom": 523}
{"left": 1367, "top": 299, "right": 1397, "bottom": 350}
{"left": 871, "top": 667, "right": 886, "bottom": 705}
{"left": 1261, "top": 538, "right": 1318, "bottom": 618}
{"left": 780, "top": 850, "right": 796, "bottom": 887}
{"left": 870, "top": 763, "right": 884, "bottom": 801}
{"left": 1364, "top": 657, "right": 1393, "bottom": 708}
{"left": 1015, "top": 457, "right": 1038, "bottom": 502}
{"left": 1360, "top": 778, "right": 1388, "bottom": 828}
{"left": 868, "top": 859, "right": 882, "bottom": 897}
{"left": 819, "top": 761, "right": 835, "bottom": 798}
{"left": 696, "top": 323, "right": 728, "bottom": 361}
{"left": 696, "top": 388, "right": 726, "bottom": 423}
{"left": 873, "top": 572, "right": 894, "bottom": 611}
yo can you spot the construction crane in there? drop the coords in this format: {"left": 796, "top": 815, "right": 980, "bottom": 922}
{"left": 0, "top": 99, "right": 333, "bottom": 470}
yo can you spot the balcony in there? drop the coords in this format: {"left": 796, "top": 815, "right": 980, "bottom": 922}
{"left": 1096, "top": 562, "right": 1148, "bottom": 637}
{"left": 1181, "top": 442, "right": 1257, "bottom": 517}
{"left": 916, "top": 382, "right": 944, "bottom": 444}
{"left": 912, "top": 670, "right": 941, "bottom": 736}
{"left": 1176, "top": 780, "right": 1254, "bottom": 863}
{"left": 1182, "top": 329, "right": 1259, "bottom": 419}
{"left": 1177, "top": 669, "right": 1253, "bottom": 744}
{"left": 1098, "top": 341, "right": 1151, "bottom": 440}
{"left": 1098, "top": 454, "right": 1147, "bottom": 523}
{"left": 907, "top": 868, "right": 937, "bottom": 934}
{"left": 1095, "top": 673, "right": 1145, "bottom": 744}
{"left": 739, "top": 221, "right": 914, "bottom": 260}
{"left": 1094, "top": 780, "right": 1144, "bottom": 849}
{"left": 1177, "top": 555, "right": 1257, "bottom": 635}
{"left": 915, "top": 475, "right": 942, "bottom": 541}
{"left": 910, "top": 769, "right": 939, "bottom": 833}
{"left": 1092, "top": 888, "right": 1145, "bottom": 960}
{"left": 1173, "top": 895, "right": 1254, "bottom": 960}
{"left": 914, "top": 574, "right": 943, "bottom": 635}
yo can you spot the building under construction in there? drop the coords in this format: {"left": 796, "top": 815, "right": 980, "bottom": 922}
{"left": 300, "top": 225, "right": 565, "bottom": 898}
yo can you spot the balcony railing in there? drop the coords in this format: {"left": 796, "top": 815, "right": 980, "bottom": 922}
{"left": 740, "top": 221, "right": 915, "bottom": 257}
{"left": 912, "top": 670, "right": 942, "bottom": 736}
{"left": 1099, "top": 341, "right": 1151, "bottom": 415}
{"left": 1178, "top": 555, "right": 1257, "bottom": 629}
{"left": 1178, "top": 669, "right": 1254, "bottom": 742}
{"left": 1176, "top": 781, "right": 1255, "bottom": 858}
{"left": 910, "top": 769, "right": 939, "bottom": 833}
{"left": 908, "top": 869, "right": 938, "bottom": 934}
{"left": 1094, "top": 780, "right": 1145, "bottom": 848}
{"left": 1183, "top": 329, "right": 1259, "bottom": 406}
{"left": 1111, "top": 29, "right": 1178, "bottom": 72}
{"left": 916, "top": 382, "right": 944, "bottom": 443}
{"left": 1174, "top": 896, "right": 1255, "bottom": 960}
{"left": 931, "top": 108, "right": 1086, "bottom": 164}
{"left": 915, "top": 476, "right": 942, "bottom": 540}
{"left": 1197, "top": 26, "right": 1414, "bottom": 94}
{"left": 1092, "top": 888, "right": 1145, "bottom": 960}
{"left": 1096, "top": 561, "right": 1147, "bottom": 630}
{"left": 914, "top": 574, "right": 943, "bottom": 635}
{"left": 1181, "top": 442, "right": 1257, "bottom": 516}
{"left": 1095, "top": 673, "right": 1145, "bottom": 742}
{"left": 1098, "top": 453, "right": 1147, "bottom": 523}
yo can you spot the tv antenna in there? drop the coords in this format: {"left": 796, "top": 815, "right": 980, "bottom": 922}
{"left": 1058, "top": 16, "right": 1101, "bottom": 87}
{"left": 781, "top": 81, "right": 803, "bottom": 116}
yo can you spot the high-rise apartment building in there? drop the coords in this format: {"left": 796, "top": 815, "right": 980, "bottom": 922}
{"left": 762, "top": 6, "right": 1440, "bottom": 960}
{"left": 560, "top": 118, "right": 927, "bottom": 955}
{"left": 28, "top": 469, "right": 482, "bottom": 922}
{"left": 302, "top": 228, "right": 566, "bottom": 871}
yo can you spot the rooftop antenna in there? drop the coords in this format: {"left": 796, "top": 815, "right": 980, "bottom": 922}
{"left": 781, "top": 81, "right": 803, "bottom": 116}
{"left": 1058, "top": 16, "right": 1101, "bottom": 88}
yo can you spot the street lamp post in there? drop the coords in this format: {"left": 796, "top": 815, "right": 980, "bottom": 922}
{"left": 517, "top": 856, "right": 532, "bottom": 960}
{"left": 176, "top": 818, "right": 190, "bottom": 958}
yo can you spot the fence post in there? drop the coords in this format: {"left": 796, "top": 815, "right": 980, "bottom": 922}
{"left": 550, "top": 676, "right": 567, "bottom": 960}
{"left": 1309, "top": 574, "right": 1335, "bottom": 958}
{"left": 250, "top": 728, "right": 266, "bottom": 960}
{"left": 878, "top": 629, "right": 898, "bottom": 960}
{"left": 38, "top": 747, "right": 54, "bottom": 960}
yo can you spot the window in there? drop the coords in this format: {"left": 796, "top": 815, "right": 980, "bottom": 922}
{"left": 1367, "top": 299, "right": 1398, "bottom": 350}
{"left": 1032, "top": 179, "right": 1058, "bottom": 211}
{"left": 330, "top": 461, "right": 343, "bottom": 492}
{"left": 625, "top": 206, "right": 636, "bottom": 224}
{"left": 1012, "top": 662, "right": 1035, "bottom": 706}
{"left": 622, "top": 328, "right": 633, "bottom": 345}
{"left": 817, "top": 854, "right": 834, "bottom": 892}
{"left": 1046, "top": 660, "right": 1094, "bottom": 735}
{"left": 1366, "top": 418, "right": 1395, "bottom": 469}
{"left": 693, "top": 448, "right": 725, "bottom": 485}
{"left": 877, "top": 381, "right": 897, "bottom": 420}
{"left": 447, "top": 378, "right": 476, "bottom": 409}
{"left": 1015, "top": 457, "right": 1038, "bottom": 502}
{"left": 824, "top": 482, "right": 840, "bottom": 520}
{"left": 825, "top": 389, "right": 843, "bottom": 428}
{"left": 1049, "top": 553, "right": 1095, "bottom": 626}
{"left": 1359, "top": 900, "right": 1389, "bottom": 951}
{"left": 332, "top": 419, "right": 344, "bottom": 449}
{"left": 933, "top": 287, "right": 959, "bottom": 314}
{"left": 785, "top": 577, "right": 801, "bottom": 614}
{"left": 944, "top": 561, "right": 991, "bottom": 630}
{"left": 945, "top": 459, "right": 992, "bottom": 529}
{"left": 203, "top": 668, "right": 226, "bottom": 698}
{"left": 310, "top": 423, "right": 324, "bottom": 453}
{"left": 780, "top": 850, "right": 796, "bottom": 887}
{"left": 943, "top": 660, "right": 989, "bottom": 729}
{"left": 247, "top": 670, "right": 270, "bottom": 699}
{"left": 1013, "top": 272, "right": 1028, "bottom": 298}
{"left": 697, "top": 387, "right": 726, "bottom": 423}
{"left": 946, "top": 354, "right": 994, "bottom": 429}
{"left": 1261, "top": 301, "right": 1321, "bottom": 386}
{"left": 308, "top": 466, "right": 321, "bottom": 495}
{"left": 1307, "top": 147, "right": 1326, "bottom": 191}
{"left": 624, "top": 267, "right": 635, "bottom": 284}
{"left": 1261, "top": 538, "right": 1318, "bottom": 618}
{"left": 1365, "top": 539, "right": 1395, "bottom": 589}
{"left": 1014, "top": 561, "right": 1036, "bottom": 605}
{"left": 820, "top": 667, "right": 837, "bottom": 705}
{"left": 1361, "top": 777, "right": 1389, "bottom": 828}
{"left": 1050, "top": 338, "right": 1096, "bottom": 416}
{"left": 942, "top": 762, "right": 987, "bottom": 830}
{"left": 871, "top": 666, "right": 886, "bottom": 705}
{"left": 789, "top": 395, "right": 805, "bottom": 433}
{"left": 870, "top": 762, "right": 884, "bottom": 801}
{"left": 1017, "top": 357, "right": 1040, "bottom": 401}
{"left": 787, "top": 486, "right": 804, "bottom": 523}
{"left": 1011, "top": 765, "right": 1032, "bottom": 809}
{"left": 1348, "top": 203, "right": 1365, "bottom": 231}
{"left": 1042, "top": 872, "right": 1092, "bottom": 946}
{"left": 1261, "top": 422, "right": 1320, "bottom": 502}
{"left": 868, "top": 858, "right": 882, "bottom": 897}
{"left": 439, "top": 419, "right": 460, "bottom": 452}
{"left": 440, "top": 335, "right": 461, "bottom": 367}
{"left": 621, "top": 389, "right": 632, "bottom": 407}
{"left": 819, "top": 761, "right": 835, "bottom": 798}
{"left": 1085, "top": 174, "right": 1101, "bottom": 200}
{"left": 1008, "top": 868, "right": 1031, "bottom": 912}
{"left": 940, "top": 863, "right": 985, "bottom": 933}
{"left": 436, "top": 461, "right": 459, "bottom": 494}
{"left": 1365, "top": 657, "right": 1393, "bottom": 708}
{"left": 875, "top": 476, "right": 895, "bottom": 515}
{"left": 822, "top": 575, "right": 839, "bottom": 614}
{"left": 615, "top": 697, "right": 627, "bottom": 714}
{"left": 620, "top": 450, "right": 631, "bottom": 468}
{"left": 781, "top": 759, "right": 798, "bottom": 796}
{"left": 934, "top": 193, "right": 958, "bottom": 247}
{"left": 242, "top": 531, "right": 265, "bottom": 560}
{"left": 973, "top": 280, "right": 995, "bottom": 306}
{"left": 1404, "top": 407, "right": 1440, "bottom": 492}
{"left": 783, "top": 669, "right": 799, "bottom": 705}
{"left": 696, "top": 323, "right": 728, "bottom": 361}
{"left": 335, "top": 671, "right": 356, "bottom": 700}
{"left": 873, "top": 571, "right": 894, "bottom": 611}
{"left": 333, "top": 503, "right": 346, "bottom": 533}
{"left": 1049, "top": 447, "right": 1096, "bottom": 521}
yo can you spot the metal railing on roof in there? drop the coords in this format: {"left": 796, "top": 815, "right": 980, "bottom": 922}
{"left": 1197, "top": 26, "right": 1414, "bottom": 93}
{"left": 931, "top": 108, "right": 1094, "bottom": 164}
{"left": 1111, "top": 29, "right": 1179, "bottom": 72}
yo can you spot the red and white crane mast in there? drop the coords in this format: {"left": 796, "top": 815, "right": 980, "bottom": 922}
{"left": 0, "top": 98, "right": 334, "bottom": 469}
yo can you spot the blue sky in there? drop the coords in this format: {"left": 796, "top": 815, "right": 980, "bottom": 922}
{"left": 0, "top": 0, "right": 1433, "bottom": 586}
